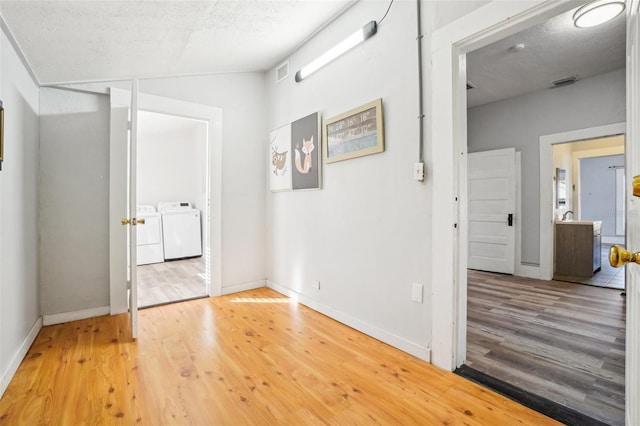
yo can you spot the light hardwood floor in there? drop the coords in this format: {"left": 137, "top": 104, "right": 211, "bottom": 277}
{"left": 467, "top": 270, "right": 626, "bottom": 425}
{"left": 137, "top": 256, "right": 207, "bottom": 308}
{"left": 0, "top": 287, "right": 559, "bottom": 425}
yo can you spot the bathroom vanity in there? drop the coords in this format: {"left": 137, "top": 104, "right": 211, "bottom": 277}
{"left": 554, "top": 220, "right": 602, "bottom": 280}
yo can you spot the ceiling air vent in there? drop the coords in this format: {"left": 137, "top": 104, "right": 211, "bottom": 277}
{"left": 276, "top": 61, "right": 289, "bottom": 83}
{"left": 551, "top": 75, "right": 578, "bottom": 88}
{"left": 466, "top": 81, "right": 477, "bottom": 90}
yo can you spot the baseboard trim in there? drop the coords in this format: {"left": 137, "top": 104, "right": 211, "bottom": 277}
{"left": 221, "top": 280, "right": 266, "bottom": 295}
{"left": 43, "top": 306, "right": 110, "bottom": 326}
{"left": 266, "top": 280, "right": 431, "bottom": 362}
{"left": 515, "top": 263, "right": 540, "bottom": 279}
{"left": 1, "top": 317, "right": 42, "bottom": 398}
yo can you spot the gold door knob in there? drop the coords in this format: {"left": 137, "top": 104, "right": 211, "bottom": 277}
{"left": 121, "top": 218, "right": 130, "bottom": 225}
{"left": 634, "top": 175, "right": 640, "bottom": 197}
{"left": 136, "top": 218, "right": 146, "bottom": 225}
{"left": 609, "top": 245, "right": 640, "bottom": 267}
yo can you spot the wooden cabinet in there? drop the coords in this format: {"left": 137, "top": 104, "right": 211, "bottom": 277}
{"left": 554, "top": 221, "right": 602, "bottom": 280}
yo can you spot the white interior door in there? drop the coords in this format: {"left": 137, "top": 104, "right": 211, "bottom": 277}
{"left": 467, "top": 148, "right": 516, "bottom": 274}
{"left": 128, "top": 81, "right": 139, "bottom": 338}
{"left": 625, "top": 0, "right": 639, "bottom": 423}
{"left": 108, "top": 84, "right": 139, "bottom": 339}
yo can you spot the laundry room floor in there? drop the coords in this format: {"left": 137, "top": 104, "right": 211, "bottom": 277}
{"left": 137, "top": 256, "right": 207, "bottom": 308}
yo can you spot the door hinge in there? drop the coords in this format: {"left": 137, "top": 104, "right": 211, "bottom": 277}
{"left": 508, "top": 213, "right": 514, "bottom": 227}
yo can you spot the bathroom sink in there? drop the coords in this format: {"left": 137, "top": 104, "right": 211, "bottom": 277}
{"left": 555, "top": 220, "right": 602, "bottom": 234}
{"left": 555, "top": 220, "right": 601, "bottom": 225}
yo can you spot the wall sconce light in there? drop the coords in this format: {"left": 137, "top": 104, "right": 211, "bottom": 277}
{"left": 295, "top": 21, "right": 378, "bottom": 82}
{"left": 573, "top": 0, "right": 626, "bottom": 28}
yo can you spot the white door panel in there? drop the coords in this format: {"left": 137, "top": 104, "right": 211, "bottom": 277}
{"left": 128, "top": 80, "right": 139, "bottom": 339}
{"left": 109, "top": 105, "right": 129, "bottom": 315}
{"left": 468, "top": 148, "right": 516, "bottom": 274}
{"left": 625, "top": 0, "right": 639, "bottom": 423}
{"left": 108, "top": 85, "right": 138, "bottom": 340}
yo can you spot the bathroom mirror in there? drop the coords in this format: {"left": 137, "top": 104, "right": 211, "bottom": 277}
{"left": 556, "top": 168, "right": 567, "bottom": 208}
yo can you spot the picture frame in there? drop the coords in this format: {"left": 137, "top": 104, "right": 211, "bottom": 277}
{"left": 269, "top": 123, "right": 292, "bottom": 191}
{"left": 323, "top": 98, "right": 384, "bottom": 164}
{"left": 291, "top": 112, "right": 321, "bottom": 190}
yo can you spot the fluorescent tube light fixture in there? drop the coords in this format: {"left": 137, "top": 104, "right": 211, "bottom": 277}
{"left": 295, "top": 21, "right": 377, "bottom": 82}
{"left": 573, "top": 0, "right": 626, "bottom": 28}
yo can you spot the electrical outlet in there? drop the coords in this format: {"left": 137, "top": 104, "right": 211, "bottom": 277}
{"left": 411, "top": 282, "right": 423, "bottom": 303}
{"left": 312, "top": 280, "right": 320, "bottom": 290}
{"left": 413, "top": 162, "right": 425, "bottom": 181}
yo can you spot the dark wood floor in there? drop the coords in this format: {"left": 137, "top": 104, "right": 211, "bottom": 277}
{"left": 137, "top": 256, "right": 207, "bottom": 308}
{"left": 466, "top": 270, "right": 626, "bottom": 425}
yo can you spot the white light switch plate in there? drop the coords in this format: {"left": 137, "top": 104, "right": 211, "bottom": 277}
{"left": 413, "top": 162, "right": 425, "bottom": 181}
{"left": 411, "top": 282, "right": 423, "bottom": 303}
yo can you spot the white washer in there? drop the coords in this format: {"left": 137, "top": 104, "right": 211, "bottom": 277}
{"left": 136, "top": 205, "right": 165, "bottom": 265}
{"left": 158, "top": 201, "right": 202, "bottom": 260}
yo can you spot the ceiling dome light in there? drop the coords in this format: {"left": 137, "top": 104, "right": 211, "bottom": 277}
{"left": 573, "top": 0, "right": 626, "bottom": 28}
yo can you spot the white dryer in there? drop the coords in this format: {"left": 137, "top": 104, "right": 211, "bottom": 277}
{"left": 158, "top": 201, "right": 202, "bottom": 260}
{"left": 136, "top": 205, "right": 165, "bottom": 265}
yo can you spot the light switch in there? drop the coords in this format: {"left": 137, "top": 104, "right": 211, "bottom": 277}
{"left": 413, "top": 163, "right": 425, "bottom": 181}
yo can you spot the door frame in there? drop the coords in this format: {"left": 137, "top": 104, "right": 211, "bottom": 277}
{"left": 431, "top": 0, "right": 639, "bottom": 423}
{"left": 109, "top": 88, "right": 223, "bottom": 314}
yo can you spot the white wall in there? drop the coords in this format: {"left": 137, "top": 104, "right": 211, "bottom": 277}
{"left": 137, "top": 120, "right": 208, "bottom": 214}
{"left": 580, "top": 154, "right": 624, "bottom": 237}
{"left": 137, "top": 75, "right": 267, "bottom": 292}
{"left": 0, "top": 30, "right": 40, "bottom": 396}
{"left": 67, "top": 72, "right": 267, "bottom": 294}
{"left": 39, "top": 88, "right": 111, "bottom": 315}
{"left": 468, "top": 68, "right": 626, "bottom": 265}
{"left": 266, "top": 0, "right": 433, "bottom": 359}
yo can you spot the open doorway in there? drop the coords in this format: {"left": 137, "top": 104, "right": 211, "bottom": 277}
{"left": 551, "top": 135, "right": 625, "bottom": 289}
{"left": 136, "top": 110, "right": 209, "bottom": 308}
{"left": 456, "top": 3, "right": 627, "bottom": 424}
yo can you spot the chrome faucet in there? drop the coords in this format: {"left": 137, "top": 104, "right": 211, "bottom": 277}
{"left": 562, "top": 210, "right": 574, "bottom": 221}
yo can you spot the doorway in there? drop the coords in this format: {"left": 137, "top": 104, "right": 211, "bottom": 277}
{"left": 109, "top": 88, "right": 223, "bottom": 325}
{"left": 551, "top": 135, "right": 626, "bottom": 289}
{"left": 136, "top": 110, "right": 209, "bottom": 308}
{"left": 462, "top": 8, "right": 626, "bottom": 425}
{"left": 430, "top": 0, "right": 638, "bottom": 424}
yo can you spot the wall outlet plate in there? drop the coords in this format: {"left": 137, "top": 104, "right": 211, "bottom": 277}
{"left": 411, "top": 282, "right": 423, "bottom": 303}
{"left": 312, "top": 280, "right": 320, "bottom": 290}
{"left": 413, "top": 162, "right": 425, "bottom": 181}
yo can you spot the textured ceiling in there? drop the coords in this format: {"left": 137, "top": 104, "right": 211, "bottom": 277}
{"left": 0, "top": 0, "right": 627, "bottom": 103}
{"left": 467, "top": 2, "right": 626, "bottom": 108}
{"left": 0, "top": 0, "right": 355, "bottom": 85}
